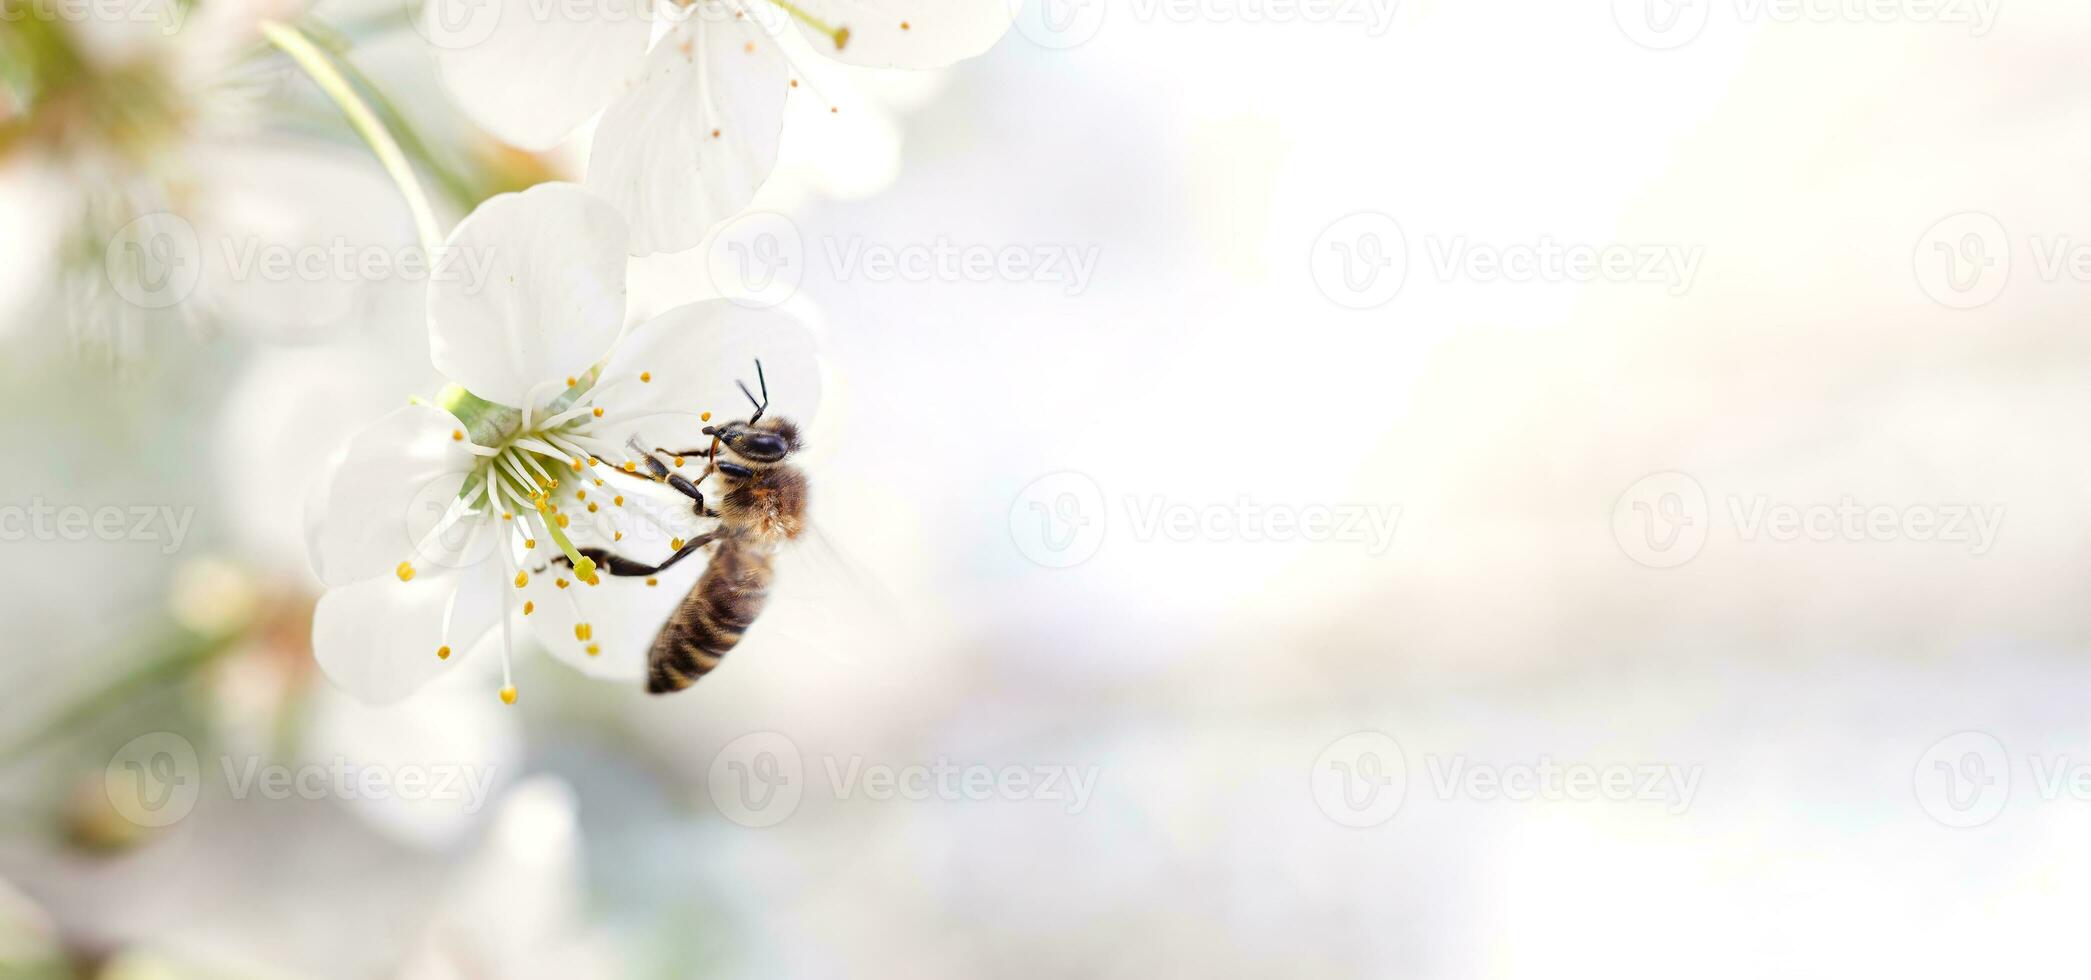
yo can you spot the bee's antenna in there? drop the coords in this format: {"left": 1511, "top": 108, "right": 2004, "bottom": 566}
{"left": 739, "top": 358, "right": 769, "bottom": 423}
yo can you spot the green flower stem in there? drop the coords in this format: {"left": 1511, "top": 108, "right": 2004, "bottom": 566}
{"left": 298, "top": 19, "right": 481, "bottom": 214}
{"left": 259, "top": 19, "right": 444, "bottom": 255}
{"left": 0, "top": 623, "right": 236, "bottom": 765}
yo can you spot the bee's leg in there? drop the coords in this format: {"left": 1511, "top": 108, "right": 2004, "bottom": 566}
{"left": 617, "top": 446, "right": 716, "bottom": 518}
{"left": 561, "top": 532, "right": 721, "bottom": 578}
{"left": 657, "top": 446, "right": 717, "bottom": 459}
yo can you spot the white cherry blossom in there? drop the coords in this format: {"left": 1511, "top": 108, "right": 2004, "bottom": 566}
{"left": 425, "top": 0, "right": 1013, "bottom": 255}
{"left": 308, "top": 181, "right": 819, "bottom": 704}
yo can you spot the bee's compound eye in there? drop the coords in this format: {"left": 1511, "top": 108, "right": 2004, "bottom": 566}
{"left": 741, "top": 433, "right": 788, "bottom": 460}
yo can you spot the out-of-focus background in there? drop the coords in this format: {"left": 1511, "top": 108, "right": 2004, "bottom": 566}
{"left": 5, "top": 0, "right": 2090, "bottom": 975}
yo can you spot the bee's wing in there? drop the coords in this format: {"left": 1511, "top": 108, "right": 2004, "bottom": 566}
{"left": 760, "top": 524, "right": 911, "bottom": 671}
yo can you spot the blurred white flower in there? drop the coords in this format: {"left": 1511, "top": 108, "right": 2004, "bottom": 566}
{"left": 308, "top": 181, "right": 820, "bottom": 704}
{"left": 398, "top": 777, "right": 623, "bottom": 979}
{"left": 424, "top": 0, "right": 1011, "bottom": 255}
{"left": 300, "top": 675, "right": 523, "bottom": 849}
{"left": 0, "top": 7, "right": 413, "bottom": 356}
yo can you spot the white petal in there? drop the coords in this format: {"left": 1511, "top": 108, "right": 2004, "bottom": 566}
{"left": 312, "top": 404, "right": 483, "bottom": 588}
{"left": 519, "top": 564, "right": 678, "bottom": 684}
{"left": 585, "top": 15, "right": 789, "bottom": 256}
{"left": 428, "top": 183, "right": 629, "bottom": 407}
{"left": 313, "top": 565, "right": 503, "bottom": 703}
{"left": 773, "top": 57, "right": 905, "bottom": 200}
{"left": 224, "top": 345, "right": 430, "bottom": 584}
{"left": 428, "top": 0, "right": 652, "bottom": 150}
{"left": 592, "top": 300, "right": 821, "bottom": 454}
{"left": 796, "top": 0, "right": 1013, "bottom": 68}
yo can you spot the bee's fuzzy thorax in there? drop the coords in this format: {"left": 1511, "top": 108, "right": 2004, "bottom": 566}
{"left": 718, "top": 464, "right": 809, "bottom": 542}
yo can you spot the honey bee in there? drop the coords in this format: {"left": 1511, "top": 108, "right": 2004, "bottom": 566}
{"left": 561, "top": 361, "right": 809, "bottom": 693}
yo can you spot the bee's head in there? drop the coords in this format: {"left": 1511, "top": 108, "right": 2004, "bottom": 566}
{"left": 702, "top": 359, "right": 800, "bottom": 465}
{"left": 703, "top": 416, "right": 800, "bottom": 464}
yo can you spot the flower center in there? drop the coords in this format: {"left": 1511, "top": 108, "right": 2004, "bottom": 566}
{"left": 419, "top": 366, "right": 707, "bottom": 702}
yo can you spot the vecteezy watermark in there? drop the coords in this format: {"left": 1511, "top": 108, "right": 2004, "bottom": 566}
{"left": 825, "top": 236, "right": 1102, "bottom": 296}
{"left": 1309, "top": 212, "right": 1704, "bottom": 309}
{"left": 1009, "top": 471, "right": 1109, "bottom": 568}
{"left": 105, "top": 733, "right": 201, "bottom": 828}
{"left": 1311, "top": 732, "right": 1703, "bottom": 827}
{"left": 706, "top": 732, "right": 1101, "bottom": 828}
{"left": 220, "top": 756, "right": 498, "bottom": 813}
{"left": 0, "top": 500, "right": 195, "bottom": 555}
{"left": 0, "top": 0, "right": 184, "bottom": 34}
{"left": 216, "top": 238, "right": 502, "bottom": 294}
{"left": 1909, "top": 731, "right": 2091, "bottom": 829}
{"left": 1009, "top": 472, "right": 1402, "bottom": 567}
{"left": 1909, "top": 211, "right": 2091, "bottom": 310}
{"left": 1010, "top": 0, "right": 1400, "bottom": 48}
{"left": 1612, "top": 0, "right": 2000, "bottom": 51}
{"left": 103, "top": 211, "right": 502, "bottom": 310}
{"left": 703, "top": 212, "right": 1102, "bottom": 309}
{"left": 1310, "top": 213, "right": 1407, "bottom": 310}
{"left": 1422, "top": 755, "right": 1702, "bottom": 814}
{"left": 103, "top": 733, "right": 500, "bottom": 827}
{"left": 1612, "top": 471, "right": 2004, "bottom": 568}
{"left": 1311, "top": 731, "right": 1406, "bottom": 828}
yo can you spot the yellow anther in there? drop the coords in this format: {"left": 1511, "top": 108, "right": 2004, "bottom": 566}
{"left": 436, "top": 645, "right": 451, "bottom": 660}
{"left": 587, "top": 502, "right": 598, "bottom": 513}
{"left": 502, "top": 512, "right": 514, "bottom": 521}
{"left": 576, "top": 489, "right": 586, "bottom": 500}
{"left": 640, "top": 371, "right": 652, "bottom": 382}
{"left": 674, "top": 457, "right": 685, "bottom": 467}
{"left": 574, "top": 623, "right": 592, "bottom": 641}
{"left": 586, "top": 643, "right": 601, "bottom": 656}
{"left": 671, "top": 537, "right": 685, "bottom": 550}
{"left": 592, "top": 407, "right": 604, "bottom": 418}
{"left": 556, "top": 513, "right": 570, "bottom": 528}
{"left": 700, "top": 411, "right": 712, "bottom": 422}
{"left": 525, "top": 538, "right": 537, "bottom": 549}
{"left": 523, "top": 601, "right": 535, "bottom": 615}
{"left": 622, "top": 462, "right": 636, "bottom": 473}
{"left": 396, "top": 562, "right": 416, "bottom": 582}
{"left": 451, "top": 430, "right": 463, "bottom": 442}
{"left": 614, "top": 531, "right": 624, "bottom": 541}
{"left": 614, "top": 495, "right": 625, "bottom": 507}
{"left": 646, "top": 577, "right": 658, "bottom": 587}
{"left": 500, "top": 686, "right": 518, "bottom": 705}
{"left": 565, "top": 376, "right": 576, "bottom": 387}
{"left": 556, "top": 579, "right": 569, "bottom": 589}
{"left": 514, "top": 571, "right": 529, "bottom": 588}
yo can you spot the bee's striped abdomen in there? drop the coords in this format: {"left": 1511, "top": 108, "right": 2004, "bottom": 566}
{"left": 648, "top": 537, "right": 773, "bottom": 694}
